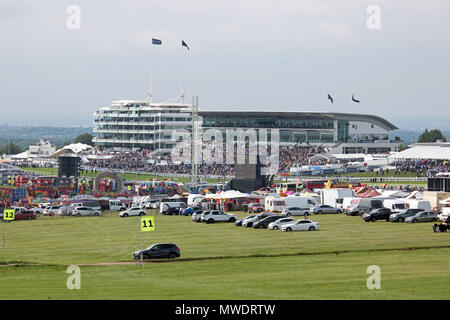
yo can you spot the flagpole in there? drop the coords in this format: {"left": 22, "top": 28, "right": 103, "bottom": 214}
{"left": 149, "top": 45, "right": 154, "bottom": 104}
{"left": 180, "top": 43, "right": 185, "bottom": 104}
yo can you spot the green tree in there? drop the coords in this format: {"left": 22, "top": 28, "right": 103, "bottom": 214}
{"left": 0, "top": 143, "right": 23, "bottom": 155}
{"left": 74, "top": 133, "right": 94, "bottom": 146}
{"left": 417, "top": 129, "right": 447, "bottom": 143}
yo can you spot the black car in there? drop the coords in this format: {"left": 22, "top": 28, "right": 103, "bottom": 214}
{"left": 164, "top": 207, "right": 182, "bottom": 215}
{"left": 133, "top": 243, "right": 180, "bottom": 260}
{"left": 362, "top": 208, "right": 392, "bottom": 222}
{"left": 253, "top": 215, "right": 283, "bottom": 229}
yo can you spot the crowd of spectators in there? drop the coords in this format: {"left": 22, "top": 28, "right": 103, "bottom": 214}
{"left": 393, "top": 160, "right": 449, "bottom": 177}
{"left": 83, "top": 145, "right": 325, "bottom": 176}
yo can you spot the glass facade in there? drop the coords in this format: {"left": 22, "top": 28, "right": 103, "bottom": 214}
{"left": 201, "top": 115, "right": 346, "bottom": 144}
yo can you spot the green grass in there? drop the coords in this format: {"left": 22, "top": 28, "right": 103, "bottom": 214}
{"left": 0, "top": 211, "right": 449, "bottom": 299}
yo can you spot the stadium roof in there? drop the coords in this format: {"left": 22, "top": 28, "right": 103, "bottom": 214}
{"left": 388, "top": 143, "right": 450, "bottom": 160}
{"left": 198, "top": 111, "right": 398, "bottom": 131}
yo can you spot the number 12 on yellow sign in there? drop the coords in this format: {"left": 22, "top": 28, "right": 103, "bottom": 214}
{"left": 141, "top": 216, "right": 155, "bottom": 232}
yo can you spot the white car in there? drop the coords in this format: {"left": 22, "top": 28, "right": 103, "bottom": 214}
{"left": 200, "top": 210, "right": 237, "bottom": 223}
{"left": 57, "top": 205, "right": 73, "bottom": 216}
{"left": 438, "top": 212, "right": 450, "bottom": 222}
{"left": 119, "top": 207, "right": 146, "bottom": 217}
{"left": 192, "top": 210, "right": 206, "bottom": 222}
{"left": 43, "top": 205, "right": 62, "bottom": 216}
{"left": 268, "top": 218, "right": 294, "bottom": 230}
{"left": 72, "top": 206, "right": 102, "bottom": 216}
{"left": 280, "top": 219, "right": 320, "bottom": 232}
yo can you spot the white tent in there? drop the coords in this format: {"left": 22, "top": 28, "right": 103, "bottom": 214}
{"left": 52, "top": 143, "right": 93, "bottom": 157}
{"left": 388, "top": 143, "right": 450, "bottom": 161}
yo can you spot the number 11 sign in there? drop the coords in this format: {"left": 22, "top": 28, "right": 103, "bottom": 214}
{"left": 141, "top": 216, "right": 155, "bottom": 232}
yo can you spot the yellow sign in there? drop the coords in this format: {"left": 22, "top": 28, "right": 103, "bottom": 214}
{"left": 141, "top": 216, "right": 155, "bottom": 232}
{"left": 3, "top": 209, "right": 15, "bottom": 221}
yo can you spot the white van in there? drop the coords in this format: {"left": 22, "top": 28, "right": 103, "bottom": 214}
{"left": 285, "top": 196, "right": 318, "bottom": 211}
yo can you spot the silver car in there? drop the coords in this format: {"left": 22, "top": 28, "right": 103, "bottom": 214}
{"left": 405, "top": 211, "right": 438, "bottom": 223}
{"left": 310, "top": 205, "right": 342, "bottom": 214}
{"left": 281, "top": 207, "right": 310, "bottom": 217}
{"left": 72, "top": 206, "right": 102, "bottom": 216}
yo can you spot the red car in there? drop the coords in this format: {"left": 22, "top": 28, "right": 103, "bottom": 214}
{"left": 248, "top": 203, "right": 264, "bottom": 213}
{"left": 14, "top": 210, "right": 36, "bottom": 221}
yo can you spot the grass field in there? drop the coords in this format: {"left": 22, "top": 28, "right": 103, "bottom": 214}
{"left": 0, "top": 210, "right": 448, "bottom": 299}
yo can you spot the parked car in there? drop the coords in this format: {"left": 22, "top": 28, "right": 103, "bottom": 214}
{"left": 144, "top": 199, "right": 160, "bottom": 209}
{"left": 13, "top": 207, "right": 28, "bottom": 214}
{"left": 201, "top": 210, "right": 237, "bottom": 223}
{"left": 310, "top": 205, "right": 342, "bottom": 214}
{"left": 248, "top": 203, "right": 264, "bottom": 213}
{"left": 119, "top": 207, "right": 146, "bottom": 217}
{"left": 405, "top": 211, "right": 439, "bottom": 223}
{"left": 30, "top": 206, "right": 45, "bottom": 215}
{"left": 43, "top": 205, "right": 62, "bottom": 216}
{"left": 192, "top": 210, "right": 208, "bottom": 222}
{"left": 282, "top": 207, "right": 310, "bottom": 217}
{"left": 268, "top": 217, "right": 294, "bottom": 230}
{"left": 280, "top": 219, "right": 320, "bottom": 232}
{"left": 133, "top": 243, "right": 180, "bottom": 260}
{"left": 14, "top": 210, "right": 36, "bottom": 220}
{"left": 389, "top": 208, "right": 424, "bottom": 223}
{"left": 235, "top": 215, "right": 255, "bottom": 226}
{"left": 160, "top": 202, "right": 187, "bottom": 215}
{"left": 72, "top": 206, "right": 102, "bottom": 216}
{"left": 57, "top": 205, "right": 74, "bottom": 216}
{"left": 242, "top": 211, "right": 277, "bottom": 227}
{"left": 182, "top": 207, "right": 202, "bottom": 216}
{"left": 252, "top": 215, "right": 283, "bottom": 229}
{"left": 362, "top": 208, "right": 392, "bottom": 222}
{"left": 438, "top": 212, "right": 450, "bottom": 222}
{"left": 346, "top": 199, "right": 384, "bottom": 216}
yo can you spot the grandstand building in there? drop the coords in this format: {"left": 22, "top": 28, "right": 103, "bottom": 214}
{"left": 93, "top": 100, "right": 401, "bottom": 154}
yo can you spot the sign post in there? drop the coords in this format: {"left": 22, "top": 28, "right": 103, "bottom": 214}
{"left": 1, "top": 209, "right": 15, "bottom": 247}
{"left": 139, "top": 216, "right": 155, "bottom": 267}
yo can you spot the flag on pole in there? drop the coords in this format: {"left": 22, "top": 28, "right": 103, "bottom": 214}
{"left": 152, "top": 38, "right": 162, "bottom": 45}
{"left": 352, "top": 94, "right": 360, "bottom": 103}
{"left": 325, "top": 180, "right": 332, "bottom": 189}
{"left": 327, "top": 94, "right": 334, "bottom": 103}
{"left": 182, "top": 40, "right": 189, "bottom": 50}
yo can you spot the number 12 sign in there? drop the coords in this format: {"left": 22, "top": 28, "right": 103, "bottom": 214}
{"left": 141, "top": 216, "right": 155, "bottom": 232}
{"left": 3, "top": 209, "right": 15, "bottom": 221}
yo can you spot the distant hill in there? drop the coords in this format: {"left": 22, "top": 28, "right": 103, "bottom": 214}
{"left": 0, "top": 125, "right": 93, "bottom": 150}
{"left": 390, "top": 130, "right": 450, "bottom": 145}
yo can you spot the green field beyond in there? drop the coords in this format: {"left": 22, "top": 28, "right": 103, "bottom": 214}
{"left": 0, "top": 211, "right": 448, "bottom": 299}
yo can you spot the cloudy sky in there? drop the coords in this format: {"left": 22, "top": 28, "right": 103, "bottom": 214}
{"left": 1, "top": 0, "right": 449, "bottom": 130}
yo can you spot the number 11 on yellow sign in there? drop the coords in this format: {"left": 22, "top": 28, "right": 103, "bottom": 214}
{"left": 141, "top": 216, "right": 155, "bottom": 232}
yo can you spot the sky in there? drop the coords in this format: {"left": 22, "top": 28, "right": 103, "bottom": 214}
{"left": 0, "top": 0, "right": 449, "bottom": 131}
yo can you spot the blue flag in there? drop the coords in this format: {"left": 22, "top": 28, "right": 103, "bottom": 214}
{"left": 152, "top": 38, "right": 162, "bottom": 45}
{"left": 182, "top": 40, "right": 189, "bottom": 50}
